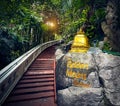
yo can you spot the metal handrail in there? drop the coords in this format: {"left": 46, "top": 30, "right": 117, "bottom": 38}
{"left": 0, "top": 40, "right": 60, "bottom": 105}
{"left": 0, "top": 46, "right": 37, "bottom": 79}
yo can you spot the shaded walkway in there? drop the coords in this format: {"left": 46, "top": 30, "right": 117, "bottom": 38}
{"left": 3, "top": 46, "right": 57, "bottom": 106}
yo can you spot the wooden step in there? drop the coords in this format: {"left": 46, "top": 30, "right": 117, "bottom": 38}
{"left": 7, "top": 91, "right": 54, "bottom": 102}
{"left": 19, "top": 78, "right": 54, "bottom": 83}
{"left": 16, "top": 81, "right": 54, "bottom": 89}
{"left": 22, "top": 74, "right": 54, "bottom": 79}
{"left": 3, "top": 46, "right": 57, "bottom": 106}
{"left": 25, "top": 70, "right": 54, "bottom": 75}
{"left": 12, "top": 86, "right": 54, "bottom": 95}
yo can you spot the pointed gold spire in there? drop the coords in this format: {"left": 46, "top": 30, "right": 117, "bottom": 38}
{"left": 77, "top": 28, "right": 85, "bottom": 34}
{"left": 69, "top": 28, "right": 90, "bottom": 53}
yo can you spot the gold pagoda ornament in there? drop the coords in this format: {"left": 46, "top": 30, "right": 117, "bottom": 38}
{"left": 69, "top": 28, "right": 90, "bottom": 53}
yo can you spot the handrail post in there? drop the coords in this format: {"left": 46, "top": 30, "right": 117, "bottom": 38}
{"left": 53, "top": 59, "right": 57, "bottom": 103}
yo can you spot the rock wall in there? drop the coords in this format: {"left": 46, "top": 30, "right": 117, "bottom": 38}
{"left": 57, "top": 87, "right": 103, "bottom": 106}
{"left": 97, "top": 53, "right": 120, "bottom": 106}
{"left": 55, "top": 48, "right": 120, "bottom": 106}
{"left": 101, "top": 0, "right": 120, "bottom": 52}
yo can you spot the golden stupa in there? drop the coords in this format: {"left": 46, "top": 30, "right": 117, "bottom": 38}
{"left": 69, "top": 28, "right": 90, "bottom": 53}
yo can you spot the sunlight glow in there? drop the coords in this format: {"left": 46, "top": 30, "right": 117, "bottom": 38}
{"left": 46, "top": 21, "right": 55, "bottom": 27}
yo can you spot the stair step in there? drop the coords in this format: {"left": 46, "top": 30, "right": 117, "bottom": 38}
{"left": 12, "top": 86, "right": 54, "bottom": 95}
{"left": 22, "top": 74, "right": 54, "bottom": 79}
{"left": 16, "top": 81, "right": 54, "bottom": 89}
{"left": 7, "top": 91, "right": 54, "bottom": 102}
{"left": 19, "top": 78, "right": 54, "bottom": 83}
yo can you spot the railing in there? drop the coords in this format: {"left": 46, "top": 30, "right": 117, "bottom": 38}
{"left": 0, "top": 40, "right": 60, "bottom": 105}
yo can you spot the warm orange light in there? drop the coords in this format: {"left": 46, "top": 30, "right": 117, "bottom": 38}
{"left": 46, "top": 21, "right": 55, "bottom": 27}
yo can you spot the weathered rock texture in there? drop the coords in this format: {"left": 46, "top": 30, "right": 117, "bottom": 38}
{"left": 55, "top": 48, "right": 120, "bottom": 106}
{"left": 56, "top": 50, "right": 100, "bottom": 90}
{"left": 97, "top": 53, "right": 120, "bottom": 106}
{"left": 57, "top": 87, "right": 103, "bottom": 106}
{"left": 101, "top": 0, "right": 120, "bottom": 52}
{"left": 55, "top": 55, "right": 72, "bottom": 89}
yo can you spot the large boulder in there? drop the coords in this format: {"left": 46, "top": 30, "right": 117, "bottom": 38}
{"left": 55, "top": 50, "right": 101, "bottom": 90}
{"left": 97, "top": 53, "right": 120, "bottom": 106}
{"left": 57, "top": 87, "right": 103, "bottom": 106}
{"left": 55, "top": 50, "right": 72, "bottom": 90}
{"left": 55, "top": 49, "right": 102, "bottom": 106}
{"left": 55, "top": 45, "right": 120, "bottom": 106}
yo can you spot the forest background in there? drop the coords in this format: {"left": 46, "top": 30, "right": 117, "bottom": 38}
{"left": 0, "top": 0, "right": 120, "bottom": 69}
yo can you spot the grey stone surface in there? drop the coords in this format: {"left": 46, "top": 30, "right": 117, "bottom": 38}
{"left": 88, "top": 47, "right": 102, "bottom": 54}
{"left": 57, "top": 87, "right": 103, "bottom": 106}
{"left": 55, "top": 54, "right": 72, "bottom": 90}
{"left": 55, "top": 48, "right": 64, "bottom": 61}
{"left": 97, "top": 53, "right": 120, "bottom": 69}
{"left": 56, "top": 52, "right": 100, "bottom": 89}
{"left": 98, "top": 53, "right": 120, "bottom": 106}
{"left": 98, "top": 41, "right": 104, "bottom": 50}
{"left": 55, "top": 50, "right": 120, "bottom": 106}
{"left": 87, "top": 72, "right": 100, "bottom": 88}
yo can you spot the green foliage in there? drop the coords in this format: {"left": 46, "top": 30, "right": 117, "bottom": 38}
{"left": 103, "top": 41, "right": 120, "bottom": 56}
{"left": 95, "top": 8, "right": 106, "bottom": 19}
{"left": 0, "top": 0, "right": 45, "bottom": 69}
{"left": 55, "top": 33, "right": 62, "bottom": 40}
{"left": 50, "top": 0, "right": 107, "bottom": 44}
{"left": 0, "top": 0, "right": 108, "bottom": 69}
{"left": 11, "top": 50, "right": 20, "bottom": 60}
{"left": 103, "top": 42, "right": 111, "bottom": 51}
{"left": 0, "top": 29, "right": 24, "bottom": 69}
{"left": 51, "top": 0, "right": 61, "bottom": 5}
